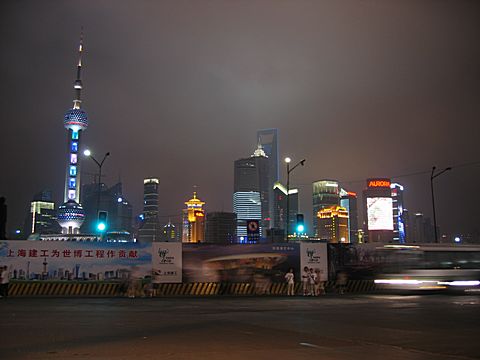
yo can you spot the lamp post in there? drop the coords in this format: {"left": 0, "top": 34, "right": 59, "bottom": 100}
{"left": 430, "top": 166, "right": 451, "bottom": 243}
{"left": 84, "top": 150, "right": 110, "bottom": 219}
{"left": 285, "top": 157, "right": 305, "bottom": 241}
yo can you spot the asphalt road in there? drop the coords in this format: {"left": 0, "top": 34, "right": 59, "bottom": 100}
{"left": 1, "top": 295, "right": 479, "bottom": 360}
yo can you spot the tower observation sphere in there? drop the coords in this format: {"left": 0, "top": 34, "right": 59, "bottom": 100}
{"left": 64, "top": 108, "right": 88, "bottom": 131}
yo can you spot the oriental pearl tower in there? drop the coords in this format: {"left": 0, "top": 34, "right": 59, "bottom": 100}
{"left": 57, "top": 33, "right": 88, "bottom": 234}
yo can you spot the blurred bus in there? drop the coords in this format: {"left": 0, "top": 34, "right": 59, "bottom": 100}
{"left": 374, "top": 245, "right": 480, "bottom": 292}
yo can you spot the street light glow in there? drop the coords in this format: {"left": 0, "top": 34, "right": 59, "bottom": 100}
{"left": 83, "top": 149, "right": 91, "bottom": 156}
{"left": 285, "top": 157, "right": 291, "bottom": 163}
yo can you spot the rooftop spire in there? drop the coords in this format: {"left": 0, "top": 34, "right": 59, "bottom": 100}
{"left": 73, "top": 29, "right": 84, "bottom": 109}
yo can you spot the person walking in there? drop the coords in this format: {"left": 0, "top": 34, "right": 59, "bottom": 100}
{"left": 0, "top": 266, "right": 10, "bottom": 298}
{"left": 285, "top": 268, "right": 295, "bottom": 296}
{"left": 309, "top": 268, "right": 316, "bottom": 296}
{"left": 302, "top": 266, "right": 310, "bottom": 296}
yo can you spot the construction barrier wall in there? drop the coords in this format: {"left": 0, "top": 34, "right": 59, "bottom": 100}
{"left": 8, "top": 280, "right": 376, "bottom": 297}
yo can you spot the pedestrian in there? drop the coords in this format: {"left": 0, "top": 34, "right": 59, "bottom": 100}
{"left": 336, "top": 271, "right": 348, "bottom": 294}
{"left": 302, "top": 266, "right": 310, "bottom": 296}
{"left": 285, "top": 268, "right": 295, "bottom": 296}
{"left": 309, "top": 268, "right": 316, "bottom": 296}
{"left": 0, "top": 197, "right": 7, "bottom": 240}
{"left": 0, "top": 266, "right": 10, "bottom": 298}
{"left": 315, "top": 269, "right": 325, "bottom": 295}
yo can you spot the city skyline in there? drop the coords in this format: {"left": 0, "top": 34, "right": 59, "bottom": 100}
{"left": 1, "top": 1, "right": 479, "bottom": 240}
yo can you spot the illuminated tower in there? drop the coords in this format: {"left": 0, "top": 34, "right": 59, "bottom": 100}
{"left": 57, "top": 33, "right": 88, "bottom": 234}
{"left": 182, "top": 192, "right": 205, "bottom": 243}
{"left": 138, "top": 178, "right": 160, "bottom": 242}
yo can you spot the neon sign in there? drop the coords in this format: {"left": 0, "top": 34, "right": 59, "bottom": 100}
{"left": 368, "top": 179, "right": 391, "bottom": 188}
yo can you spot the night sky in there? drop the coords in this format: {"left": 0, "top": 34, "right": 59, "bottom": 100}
{"left": 1, "top": 1, "right": 479, "bottom": 238}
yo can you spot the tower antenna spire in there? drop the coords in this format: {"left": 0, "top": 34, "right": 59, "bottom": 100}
{"left": 73, "top": 28, "right": 84, "bottom": 109}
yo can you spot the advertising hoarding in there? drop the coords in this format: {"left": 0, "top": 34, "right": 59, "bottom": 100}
{"left": 367, "top": 197, "right": 394, "bottom": 230}
{"left": 0, "top": 241, "right": 152, "bottom": 281}
{"left": 300, "top": 242, "right": 328, "bottom": 281}
{"left": 152, "top": 242, "right": 182, "bottom": 283}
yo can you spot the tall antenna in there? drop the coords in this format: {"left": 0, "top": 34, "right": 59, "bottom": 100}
{"left": 73, "top": 28, "right": 84, "bottom": 109}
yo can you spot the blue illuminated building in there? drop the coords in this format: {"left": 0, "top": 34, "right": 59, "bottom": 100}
{"left": 57, "top": 34, "right": 88, "bottom": 234}
{"left": 391, "top": 183, "right": 406, "bottom": 243}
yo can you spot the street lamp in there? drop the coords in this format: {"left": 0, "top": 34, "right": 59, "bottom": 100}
{"left": 285, "top": 157, "right": 305, "bottom": 241}
{"left": 430, "top": 166, "right": 451, "bottom": 243}
{"left": 84, "top": 150, "right": 110, "bottom": 221}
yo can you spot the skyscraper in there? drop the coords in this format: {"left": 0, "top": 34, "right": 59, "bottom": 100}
{"left": 138, "top": 178, "right": 160, "bottom": 243}
{"left": 272, "top": 182, "right": 299, "bottom": 235}
{"left": 312, "top": 180, "right": 340, "bottom": 236}
{"left": 182, "top": 192, "right": 206, "bottom": 243}
{"left": 57, "top": 33, "right": 88, "bottom": 234}
{"left": 363, "top": 178, "right": 394, "bottom": 243}
{"left": 24, "top": 191, "right": 60, "bottom": 235}
{"left": 340, "top": 190, "right": 359, "bottom": 243}
{"left": 391, "top": 183, "right": 406, "bottom": 243}
{"left": 81, "top": 182, "right": 133, "bottom": 237}
{"left": 233, "top": 143, "right": 270, "bottom": 236}
{"left": 257, "top": 129, "right": 279, "bottom": 227}
{"left": 205, "top": 212, "right": 237, "bottom": 244}
{"left": 233, "top": 192, "right": 261, "bottom": 240}
{"left": 317, "top": 206, "right": 349, "bottom": 243}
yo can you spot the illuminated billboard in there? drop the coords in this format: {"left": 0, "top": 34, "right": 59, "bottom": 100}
{"left": 367, "top": 197, "right": 393, "bottom": 230}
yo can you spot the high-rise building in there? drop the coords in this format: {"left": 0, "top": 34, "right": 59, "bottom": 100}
{"left": 312, "top": 180, "right": 340, "bottom": 236}
{"left": 317, "top": 206, "right": 349, "bottom": 243}
{"left": 233, "top": 192, "right": 261, "bottom": 240}
{"left": 57, "top": 34, "right": 88, "bottom": 234}
{"left": 363, "top": 178, "right": 394, "bottom": 243}
{"left": 257, "top": 129, "right": 279, "bottom": 227}
{"left": 182, "top": 192, "right": 206, "bottom": 243}
{"left": 81, "top": 182, "right": 133, "bottom": 237}
{"left": 24, "top": 191, "right": 60, "bottom": 235}
{"left": 272, "top": 182, "right": 299, "bottom": 236}
{"left": 233, "top": 144, "right": 270, "bottom": 235}
{"left": 138, "top": 178, "right": 160, "bottom": 243}
{"left": 205, "top": 212, "right": 237, "bottom": 244}
{"left": 340, "top": 190, "right": 359, "bottom": 243}
{"left": 391, "top": 183, "right": 406, "bottom": 243}
{"left": 161, "top": 220, "right": 178, "bottom": 242}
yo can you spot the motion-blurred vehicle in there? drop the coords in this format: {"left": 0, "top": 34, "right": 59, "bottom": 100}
{"left": 374, "top": 245, "right": 480, "bottom": 293}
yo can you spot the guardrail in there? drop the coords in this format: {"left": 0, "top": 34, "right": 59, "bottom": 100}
{"left": 7, "top": 280, "right": 376, "bottom": 297}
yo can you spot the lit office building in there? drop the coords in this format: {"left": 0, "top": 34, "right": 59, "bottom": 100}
{"left": 233, "top": 143, "right": 270, "bottom": 235}
{"left": 257, "top": 129, "right": 279, "bottom": 228}
{"left": 205, "top": 212, "right": 237, "bottom": 244}
{"left": 317, "top": 206, "right": 349, "bottom": 243}
{"left": 312, "top": 180, "right": 340, "bottom": 236}
{"left": 25, "top": 191, "right": 60, "bottom": 235}
{"left": 363, "top": 178, "right": 394, "bottom": 243}
{"left": 340, "top": 189, "right": 359, "bottom": 243}
{"left": 233, "top": 191, "right": 262, "bottom": 240}
{"left": 56, "top": 34, "right": 88, "bottom": 234}
{"left": 138, "top": 178, "right": 160, "bottom": 243}
{"left": 390, "top": 183, "right": 406, "bottom": 243}
{"left": 182, "top": 192, "right": 206, "bottom": 243}
{"left": 272, "top": 182, "right": 299, "bottom": 236}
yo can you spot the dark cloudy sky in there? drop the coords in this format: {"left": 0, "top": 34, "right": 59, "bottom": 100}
{"left": 1, "top": 1, "right": 479, "bottom": 238}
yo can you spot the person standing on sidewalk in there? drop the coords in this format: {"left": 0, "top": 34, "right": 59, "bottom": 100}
{"left": 0, "top": 266, "right": 10, "bottom": 298}
{"left": 285, "top": 268, "right": 295, "bottom": 296}
{"left": 302, "top": 266, "right": 310, "bottom": 296}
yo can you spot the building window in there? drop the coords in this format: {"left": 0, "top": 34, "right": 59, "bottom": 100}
{"left": 70, "top": 154, "right": 77, "bottom": 164}
{"left": 72, "top": 131, "right": 79, "bottom": 140}
{"left": 71, "top": 142, "right": 78, "bottom": 152}
{"left": 69, "top": 166, "right": 77, "bottom": 176}
{"left": 69, "top": 178, "right": 76, "bottom": 189}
